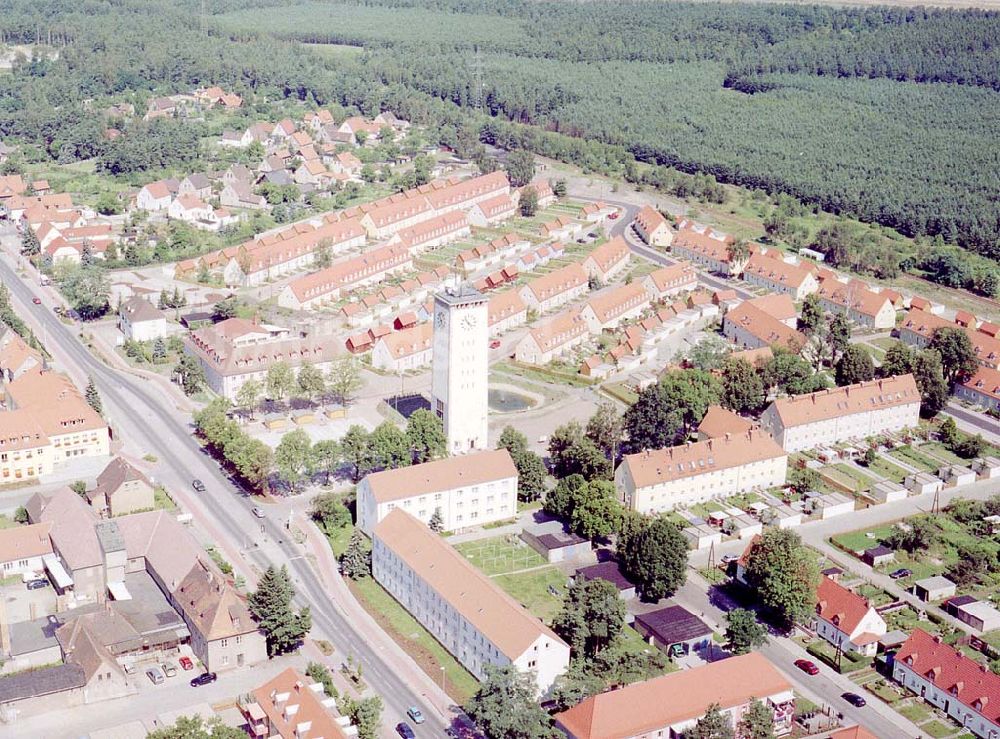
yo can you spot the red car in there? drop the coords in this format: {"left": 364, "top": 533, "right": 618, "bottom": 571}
{"left": 32, "top": 297, "right": 41, "bottom": 305}
{"left": 608, "top": 212, "right": 619, "bottom": 219}
{"left": 795, "top": 659, "right": 820, "bottom": 676}
{"left": 489, "top": 340, "right": 501, "bottom": 349}
{"left": 178, "top": 656, "right": 194, "bottom": 671}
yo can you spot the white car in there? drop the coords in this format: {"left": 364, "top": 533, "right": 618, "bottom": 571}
{"left": 146, "top": 666, "right": 165, "bottom": 685}
{"left": 252, "top": 506, "right": 265, "bottom": 519}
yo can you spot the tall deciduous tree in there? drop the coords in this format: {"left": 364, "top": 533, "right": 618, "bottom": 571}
{"left": 624, "top": 370, "right": 720, "bottom": 452}
{"left": 519, "top": 185, "right": 539, "bottom": 217}
{"left": 548, "top": 421, "right": 610, "bottom": 480}
{"left": 743, "top": 529, "right": 819, "bottom": 627}
{"left": 828, "top": 313, "right": 852, "bottom": 362}
{"left": 553, "top": 578, "right": 626, "bottom": 659}
{"left": 569, "top": 480, "right": 623, "bottom": 540}
{"left": 464, "top": 665, "right": 555, "bottom": 739}
{"left": 506, "top": 150, "right": 536, "bottom": 188}
{"left": 369, "top": 421, "right": 410, "bottom": 471}
{"left": 405, "top": 409, "right": 446, "bottom": 463}
{"left": 236, "top": 379, "right": 263, "bottom": 418}
{"left": 248, "top": 565, "right": 311, "bottom": 656}
{"left": 586, "top": 402, "right": 623, "bottom": 463}
{"left": 327, "top": 356, "right": 364, "bottom": 406}
{"left": 174, "top": 354, "right": 206, "bottom": 396}
{"left": 622, "top": 517, "right": 687, "bottom": 602}
{"left": 688, "top": 704, "right": 734, "bottom": 739}
{"left": 341, "top": 425, "right": 374, "bottom": 482}
{"left": 721, "top": 357, "right": 765, "bottom": 414}
{"left": 725, "top": 608, "right": 768, "bottom": 655}
{"left": 312, "top": 439, "right": 341, "bottom": 484}
{"left": 266, "top": 361, "right": 296, "bottom": 402}
{"left": 929, "top": 327, "right": 978, "bottom": 384}
{"left": 275, "top": 428, "right": 314, "bottom": 490}
{"left": 499, "top": 427, "right": 548, "bottom": 501}
{"left": 147, "top": 715, "right": 246, "bottom": 739}
{"left": 737, "top": 699, "right": 776, "bottom": 739}
{"left": 834, "top": 344, "right": 875, "bottom": 386}
{"left": 297, "top": 362, "right": 326, "bottom": 401}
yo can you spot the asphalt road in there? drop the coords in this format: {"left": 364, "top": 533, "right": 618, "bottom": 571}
{"left": 943, "top": 402, "right": 1000, "bottom": 445}
{"left": 0, "top": 255, "right": 451, "bottom": 737}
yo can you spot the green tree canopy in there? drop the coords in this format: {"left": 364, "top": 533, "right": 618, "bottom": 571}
{"left": 621, "top": 517, "right": 687, "bottom": 602}
{"left": 248, "top": 565, "right": 311, "bottom": 656}
{"left": 553, "top": 578, "right": 626, "bottom": 659}
{"left": 743, "top": 529, "right": 819, "bottom": 627}
{"left": 405, "top": 409, "right": 447, "bottom": 463}
{"left": 464, "top": 665, "right": 555, "bottom": 739}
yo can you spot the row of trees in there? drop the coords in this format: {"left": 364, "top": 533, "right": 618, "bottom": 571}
{"left": 233, "top": 355, "right": 365, "bottom": 413}
{"left": 193, "top": 399, "right": 274, "bottom": 492}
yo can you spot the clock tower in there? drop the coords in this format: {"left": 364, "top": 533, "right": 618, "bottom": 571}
{"left": 431, "top": 284, "right": 489, "bottom": 454}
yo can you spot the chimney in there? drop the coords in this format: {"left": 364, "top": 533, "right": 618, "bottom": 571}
{"left": 725, "top": 432, "right": 731, "bottom": 442}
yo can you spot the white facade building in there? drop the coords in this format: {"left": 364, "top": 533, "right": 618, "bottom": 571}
{"left": 813, "top": 576, "right": 887, "bottom": 657}
{"left": 431, "top": 285, "right": 489, "bottom": 454}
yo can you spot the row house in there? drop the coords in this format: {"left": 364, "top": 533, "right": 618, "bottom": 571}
{"left": 759, "top": 373, "right": 921, "bottom": 452}
{"left": 642, "top": 261, "right": 698, "bottom": 301}
{"left": 742, "top": 252, "right": 819, "bottom": 301}
{"left": 671, "top": 220, "right": 746, "bottom": 276}
{"left": 540, "top": 215, "right": 582, "bottom": 242}
{"left": 424, "top": 170, "right": 510, "bottom": 216}
{"left": 514, "top": 309, "right": 589, "bottom": 365}
{"left": 393, "top": 211, "right": 471, "bottom": 255}
{"left": 38, "top": 224, "right": 118, "bottom": 264}
{"left": 277, "top": 243, "right": 412, "bottom": 310}
{"left": 487, "top": 289, "right": 528, "bottom": 338}
{"left": 579, "top": 283, "right": 650, "bottom": 333}
{"left": 456, "top": 234, "right": 530, "bottom": 274}
{"left": 813, "top": 576, "right": 887, "bottom": 656}
{"left": 0, "top": 174, "right": 27, "bottom": 201}
{"left": 615, "top": 430, "right": 787, "bottom": 513}
{"left": 816, "top": 277, "right": 896, "bottom": 329}
{"left": 468, "top": 193, "right": 517, "bottom": 226}
{"left": 136, "top": 179, "right": 179, "bottom": 211}
{"left": 373, "top": 509, "right": 569, "bottom": 695}
{"left": 633, "top": 204, "right": 673, "bottom": 247}
{"left": 371, "top": 323, "right": 433, "bottom": 372}
{"left": 723, "top": 296, "right": 805, "bottom": 351}
{"left": 243, "top": 667, "right": 352, "bottom": 739}
{"left": 361, "top": 197, "right": 436, "bottom": 240}
{"left": 578, "top": 201, "right": 616, "bottom": 223}
{"left": 519, "top": 263, "right": 588, "bottom": 314}
{"left": 899, "top": 308, "right": 1000, "bottom": 369}
{"left": 582, "top": 236, "right": 631, "bottom": 282}
{"left": 517, "top": 242, "right": 565, "bottom": 273}
{"left": 955, "top": 366, "right": 1000, "bottom": 412}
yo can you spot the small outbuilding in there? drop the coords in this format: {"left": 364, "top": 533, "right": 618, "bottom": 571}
{"left": 870, "top": 480, "right": 907, "bottom": 504}
{"left": 862, "top": 545, "right": 895, "bottom": 568}
{"left": 521, "top": 525, "right": 591, "bottom": 564}
{"left": 632, "top": 605, "right": 713, "bottom": 658}
{"left": 912, "top": 575, "right": 956, "bottom": 603}
{"left": 905, "top": 472, "right": 943, "bottom": 495}
{"left": 575, "top": 561, "right": 636, "bottom": 600}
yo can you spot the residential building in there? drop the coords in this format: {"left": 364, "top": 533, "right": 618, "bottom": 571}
{"left": 742, "top": 253, "right": 819, "bottom": 300}
{"left": 86, "top": 456, "right": 155, "bottom": 517}
{"left": 813, "top": 576, "right": 887, "bottom": 656}
{"left": 372, "top": 510, "right": 569, "bottom": 694}
{"left": 357, "top": 449, "right": 517, "bottom": 534}
{"left": 0, "top": 522, "right": 52, "bottom": 579}
{"left": 615, "top": 430, "right": 788, "bottom": 513}
{"left": 371, "top": 323, "right": 433, "bottom": 372}
{"left": 487, "top": 289, "right": 528, "bottom": 337}
{"left": 899, "top": 308, "right": 1000, "bottom": 370}
{"left": 642, "top": 262, "right": 697, "bottom": 301}
{"left": 183, "top": 318, "right": 342, "bottom": 400}
{"left": 696, "top": 405, "right": 753, "bottom": 440}
{"left": 633, "top": 205, "right": 673, "bottom": 247}
{"left": 759, "top": 374, "right": 920, "bottom": 452}
{"left": 135, "top": 180, "right": 177, "bottom": 211}
{"left": 277, "top": 243, "right": 411, "bottom": 310}
{"left": 117, "top": 297, "right": 167, "bottom": 342}
{"left": 815, "top": 278, "right": 896, "bottom": 329}
{"left": 0, "top": 327, "right": 43, "bottom": 381}
{"left": 518, "top": 263, "right": 588, "bottom": 314}
{"left": 179, "top": 173, "right": 212, "bottom": 199}
{"left": 468, "top": 194, "right": 517, "bottom": 226}
{"left": 957, "top": 366, "right": 1000, "bottom": 411}
{"left": 893, "top": 628, "right": 1000, "bottom": 739}
{"left": 395, "top": 211, "right": 470, "bottom": 254}
{"left": 553, "top": 653, "right": 795, "bottom": 739}
{"left": 582, "top": 236, "right": 630, "bottom": 282}
{"left": 168, "top": 194, "right": 213, "bottom": 224}
{"left": 514, "top": 309, "right": 589, "bottom": 365}
{"left": 670, "top": 221, "right": 745, "bottom": 276}
{"left": 723, "top": 297, "right": 805, "bottom": 351}
{"left": 579, "top": 283, "right": 650, "bottom": 333}
{"left": 219, "top": 181, "right": 267, "bottom": 211}
{"left": 242, "top": 667, "right": 351, "bottom": 739}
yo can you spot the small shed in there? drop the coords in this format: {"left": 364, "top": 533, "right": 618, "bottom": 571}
{"left": 813, "top": 493, "right": 854, "bottom": 519}
{"left": 325, "top": 406, "right": 347, "bottom": 420}
{"left": 870, "top": 480, "right": 907, "bottom": 504}
{"left": 180, "top": 311, "right": 214, "bottom": 330}
{"left": 905, "top": 472, "right": 943, "bottom": 495}
{"left": 862, "top": 545, "right": 895, "bottom": 568}
{"left": 762, "top": 503, "right": 802, "bottom": 529}
{"left": 632, "top": 605, "right": 713, "bottom": 658}
{"left": 575, "top": 561, "right": 636, "bottom": 600}
{"left": 521, "top": 526, "right": 591, "bottom": 564}
{"left": 724, "top": 514, "right": 763, "bottom": 540}
{"left": 938, "top": 465, "right": 976, "bottom": 488}
{"left": 820, "top": 566, "right": 844, "bottom": 583}
{"left": 913, "top": 575, "right": 956, "bottom": 602}
{"left": 946, "top": 597, "right": 1000, "bottom": 632}
{"left": 263, "top": 414, "right": 287, "bottom": 431}
{"left": 971, "top": 456, "right": 1000, "bottom": 480}
{"left": 682, "top": 524, "right": 722, "bottom": 550}
{"left": 291, "top": 410, "right": 315, "bottom": 426}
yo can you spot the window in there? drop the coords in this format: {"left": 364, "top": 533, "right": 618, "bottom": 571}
{"left": 220, "top": 639, "right": 229, "bottom": 648}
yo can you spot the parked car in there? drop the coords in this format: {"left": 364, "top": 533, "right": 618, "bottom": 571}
{"left": 146, "top": 667, "right": 165, "bottom": 685}
{"left": 890, "top": 568, "right": 912, "bottom": 580}
{"left": 190, "top": 672, "right": 217, "bottom": 687}
{"left": 721, "top": 554, "right": 738, "bottom": 564}
{"left": 178, "top": 656, "right": 194, "bottom": 671}
{"left": 608, "top": 212, "right": 619, "bottom": 219}
{"left": 395, "top": 723, "right": 416, "bottom": 739}
{"left": 842, "top": 692, "right": 866, "bottom": 707}
{"left": 251, "top": 506, "right": 265, "bottom": 519}
{"left": 407, "top": 707, "right": 425, "bottom": 724}
{"left": 26, "top": 578, "right": 49, "bottom": 590}
{"left": 192, "top": 479, "right": 206, "bottom": 492}
{"left": 32, "top": 297, "right": 41, "bottom": 305}
{"left": 489, "top": 340, "right": 501, "bottom": 349}
{"left": 794, "top": 659, "right": 819, "bottom": 676}
{"left": 161, "top": 662, "right": 177, "bottom": 678}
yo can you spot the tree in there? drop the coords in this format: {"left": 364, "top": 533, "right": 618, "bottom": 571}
{"left": 938, "top": 417, "right": 960, "bottom": 447}
{"left": 406, "top": 409, "right": 446, "bottom": 463}
{"left": 327, "top": 356, "right": 364, "bottom": 405}
{"left": 624, "top": 370, "right": 721, "bottom": 452}
{"left": 70, "top": 480, "right": 88, "bottom": 498}
{"left": 174, "top": 354, "right": 206, "bottom": 396}
{"left": 787, "top": 465, "right": 820, "bottom": 493}
{"left": 152, "top": 337, "right": 167, "bottom": 363}
{"left": 737, "top": 699, "right": 776, "bottom": 739}
{"left": 586, "top": 402, "right": 623, "bottom": 463}
{"left": 313, "top": 240, "right": 333, "bottom": 269}
{"left": 519, "top": 185, "right": 538, "bottom": 217}
{"left": 275, "top": 429, "right": 314, "bottom": 490}
{"left": 552, "top": 179, "right": 568, "bottom": 197}
{"left": 340, "top": 530, "right": 372, "bottom": 579}
{"left": 726, "top": 239, "right": 750, "bottom": 266}
{"left": 428, "top": 508, "right": 444, "bottom": 532}
{"left": 236, "top": 379, "right": 263, "bottom": 418}
{"left": 688, "top": 704, "right": 734, "bottom": 739}
{"left": 553, "top": 578, "right": 626, "bottom": 659}
{"left": 464, "top": 665, "right": 555, "bottom": 739}
{"left": 743, "top": 529, "right": 819, "bottom": 627}
{"left": 369, "top": 421, "right": 410, "bottom": 471}
{"left": 570, "top": 481, "right": 622, "bottom": 540}
{"left": 306, "top": 661, "right": 337, "bottom": 698}
{"left": 266, "top": 362, "right": 296, "bottom": 402}
{"left": 341, "top": 695, "right": 383, "bottom": 739}
{"left": 59, "top": 265, "right": 110, "bottom": 319}
{"left": 297, "top": 362, "right": 326, "bottom": 401}
{"left": 685, "top": 335, "right": 732, "bottom": 371}
{"left": 548, "top": 421, "right": 611, "bottom": 480}
{"left": 506, "top": 149, "right": 536, "bottom": 188}
{"left": 85, "top": 376, "right": 103, "bottom": 415}
{"left": 829, "top": 313, "right": 852, "bottom": 363}
{"left": 312, "top": 491, "right": 351, "bottom": 531}
{"left": 885, "top": 516, "right": 940, "bottom": 554}
{"left": 725, "top": 608, "right": 768, "bottom": 655}
{"left": 212, "top": 296, "right": 239, "bottom": 321}
{"left": 499, "top": 428, "right": 548, "bottom": 501}
{"left": 834, "top": 344, "right": 875, "bottom": 386}
{"left": 20, "top": 226, "right": 40, "bottom": 256}
{"left": 929, "top": 327, "right": 978, "bottom": 384}
{"left": 721, "top": 357, "right": 765, "bottom": 414}
{"left": 759, "top": 349, "right": 826, "bottom": 396}
{"left": 911, "top": 349, "right": 950, "bottom": 417}
{"left": 879, "top": 341, "right": 915, "bottom": 378}
{"left": 248, "top": 565, "right": 311, "bottom": 656}
{"left": 549, "top": 665, "right": 606, "bottom": 712}
{"left": 147, "top": 715, "right": 246, "bottom": 739}
{"left": 763, "top": 211, "right": 788, "bottom": 241}
{"left": 341, "top": 425, "right": 375, "bottom": 482}
{"left": 953, "top": 434, "right": 985, "bottom": 459}
{"left": 312, "top": 439, "right": 341, "bottom": 484}
{"left": 622, "top": 517, "right": 687, "bottom": 602}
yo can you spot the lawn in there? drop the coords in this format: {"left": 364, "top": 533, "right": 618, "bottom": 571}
{"left": 493, "top": 566, "right": 568, "bottom": 622}
{"left": 831, "top": 525, "right": 895, "bottom": 553}
{"left": 349, "top": 576, "right": 479, "bottom": 703}
{"left": 898, "top": 702, "right": 932, "bottom": 722}
{"left": 832, "top": 463, "right": 878, "bottom": 490}
{"left": 455, "top": 535, "right": 546, "bottom": 576}
{"left": 820, "top": 465, "right": 865, "bottom": 493}
{"left": 866, "top": 456, "right": 909, "bottom": 483}
{"left": 922, "top": 720, "right": 958, "bottom": 738}
{"left": 154, "top": 486, "right": 178, "bottom": 512}
{"left": 889, "top": 445, "right": 940, "bottom": 472}
{"left": 919, "top": 442, "right": 967, "bottom": 466}
{"left": 0, "top": 514, "right": 16, "bottom": 530}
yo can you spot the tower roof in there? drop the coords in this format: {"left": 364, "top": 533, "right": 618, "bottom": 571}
{"left": 435, "top": 282, "right": 487, "bottom": 306}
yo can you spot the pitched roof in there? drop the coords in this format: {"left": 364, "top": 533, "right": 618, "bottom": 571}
{"left": 364, "top": 450, "right": 516, "bottom": 503}
{"left": 620, "top": 430, "right": 785, "bottom": 489}
{"left": 373, "top": 510, "right": 565, "bottom": 658}
{"left": 89, "top": 456, "right": 150, "bottom": 503}
{"left": 553, "top": 653, "right": 791, "bottom": 739}
{"left": 283, "top": 242, "right": 409, "bottom": 303}
{"left": 766, "top": 374, "right": 919, "bottom": 428}
{"left": 252, "top": 667, "right": 349, "bottom": 739}
{"left": 488, "top": 289, "right": 527, "bottom": 326}
{"left": 900, "top": 309, "right": 1000, "bottom": 367}
{"left": 522, "top": 263, "right": 587, "bottom": 302}
{"left": 960, "top": 365, "right": 1000, "bottom": 402}
{"left": 744, "top": 253, "right": 815, "bottom": 289}
{"left": 816, "top": 277, "right": 893, "bottom": 319}
{"left": 634, "top": 205, "right": 668, "bottom": 234}
{"left": 174, "top": 561, "right": 257, "bottom": 640}
{"left": 4, "top": 370, "right": 107, "bottom": 438}
{"left": 377, "top": 323, "right": 433, "bottom": 360}
{"left": 748, "top": 293, "right": 797, "bottom": 322}
{"left": 525, "top": 308, "right": 589, "bottom": 352}
{"left": 697, "top": 405, "right": 753, "bottom": 439}
{"left": 816, "top": 576, "right": 872, "bottom": 634}
{"left": 724, "top": 299, "right": 804, "bottom": 351}
{"left": 584, "top": 236, "right": 629, "bottom": 273}
{"left": 0, "top": 522, "right": 53, "bottom": 564}
{"left": 584, "top": 283, "right": 649, "bottom": 324}
{"left": 119, "top": 296, "right": 164, "bottom": 324}
{"left": 0, "top": 664, "right": 86, "bottom": 703}
{"left": 25, "top": 488, "right": 101, "bottom": 569}
{"left": 645, "top": 262, "right": 696, "bottom": 293}
{"left": 896, "top": 628, "right": 1000, "bottom": 724}
{"left": 828, "top": 726, "right": 878, "bottom": 739}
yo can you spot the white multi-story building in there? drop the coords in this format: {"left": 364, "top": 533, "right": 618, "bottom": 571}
{"left": 372, "top": 509, "right": 569, "bottom": 695}
{"left": 759, "top": 374, "right": 920, "bottom": 452}
{"left": 633, "top": 205, "right": 673, "bottom": 248}
{"left": 431, "top": 285, "right": 489, "bottom": 454}
{"left": 614, "top": 430, "right": 787, "bottom": 514}
{"left": 356, "top": 449, "right": 518, "bottom": 534}
{"left": 813, "top": 576, "right": 887, "bottom": 657}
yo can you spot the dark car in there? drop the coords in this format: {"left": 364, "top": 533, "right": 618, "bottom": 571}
{"left": 192, "top": 479, "right": 206, "bottom": 492}
{"left": 26, "top": 578, "right": 49, "bottom": 590}
{"left": 794, "top": 659, "right": 819, "bottom": 676}
{"left": 190, "top": 672, "right": 217, "bottom": 687}
{"left": 842, "top": 692, "right": 866, "bottom": 707}
{"left": 395, "top": 722, "right": 416, "bottom": 739}
{"left": 890, "top": 568, "right": 912, "bottom": 580}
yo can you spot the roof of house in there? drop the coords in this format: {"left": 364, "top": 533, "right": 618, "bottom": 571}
{"left": 896, "top": 628, "right": 1000, "bottom": 724}
{"left": 524, "top": 308, "right": 589, "bottom": 353}
{"left": 374, "top": 510, "right": 566, "bottom": 658}
{"left": 645, "top": 262, "right": 696, "bottom": 293}
{"left": 634, "top": 205, "right": 668, "bottom": 233}
{"left": 584, "top": 283, "right": 649, "bottom": 325}
{"left": 575, "top": 561, "right": 635, "bottom": 592}
{"left": 553, "top": 652, "right": 791, "bottom": 739}
{"left": 960, "top": 365, "right": 1000, "bottom": 401}
{"left": 744, "top": 253, "right": 815, "bottom": 290}
{"left": 89, "top": 456, "right": 150, "bottom": 504}
{"left": 817, "top": 277, "right": 893, "bottom": 319}
{"left": 633, "top": 605, "right": 712, "bottom": 645}
{"left": 174, "top": 560, "right": 258, "bottom": 640}
{"left": 816, "top": 576, "right": 872, "bottom": 634}
{"left": 0, "top": 326, "right": 43, "bottom": 377}
{"left": 26, "top": 487, "right": 100, "bottom": 569}
{"left": 488, "top": 289, "right": 527, "bottom": 326}
{"left": 119, "top": 296, "right": 164, "bottom": 324}
{"left": 376, "top": 323, "right": 433, "bottom": 360}
{"left": 828, "top": 726, "right": 878, "bottom": 739}
{"left": 0, "top": 663, "right": 87, "bottom": 703}
{"left": 364, "top": 450, "right": 516, "bottom": 504}
{"left": 766, "top": 374, "right": 919, "bottom": 428}
{"left": 724, "top": 299, "right": 804, "bottom": 350}
{"left": 584, "top": 236, "right": 629, "bottom": 274}
{"left": 252, "top": 667, "right": 348, "bottom": 739}
{"left": 283, "top": 242, "right": 409, "bottom": 303}
{"left": 0, "top": 522, "right": 53, "bottom": 564}
{"left": 115, "top": 509, "right": 206, "bottom": 592}
{"left": 900, "top": 309, "right": 1000, "bottom": 366}
{"left": 697, "top": 405, "right": 753, "bottom": 439}
{"left": 522, "top": 262, "right": 587, "bottom": 302}
{"left": 619, "top": 430, "right": 785, "bottom": 490}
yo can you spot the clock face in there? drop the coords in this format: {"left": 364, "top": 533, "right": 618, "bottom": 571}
{"left": 435, "top": 310, "right": 447, "bottom": 329}
{"left": 461, "top": 314, "right": 477, "bottom": 329}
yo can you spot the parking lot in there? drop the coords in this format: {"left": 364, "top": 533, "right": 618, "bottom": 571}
{"left": 2, "top": 578, "right": 58, "bottom": 623}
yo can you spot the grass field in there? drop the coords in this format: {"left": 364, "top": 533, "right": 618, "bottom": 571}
{"left": 889, "top": 445, "right": 940, "bottom": 472}
{"left": 455, "top": 535, "right": 547, "bottom": 576}
{"left": 832, "top": 463, "right": 878, "bottom": 491}
{"left": 865, "top": 456, "right": 909, "bottom": 483}
{"left": 493, "top": 567, "right": 568, "bottom": 622}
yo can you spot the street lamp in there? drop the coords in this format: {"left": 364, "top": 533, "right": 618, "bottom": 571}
{"left": 439, "top": 665, "right": 445, "bottom": 690}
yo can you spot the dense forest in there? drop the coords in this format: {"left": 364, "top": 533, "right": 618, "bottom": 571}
{"left": 1, "top": 0, "right": 998, "bottom": 272}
